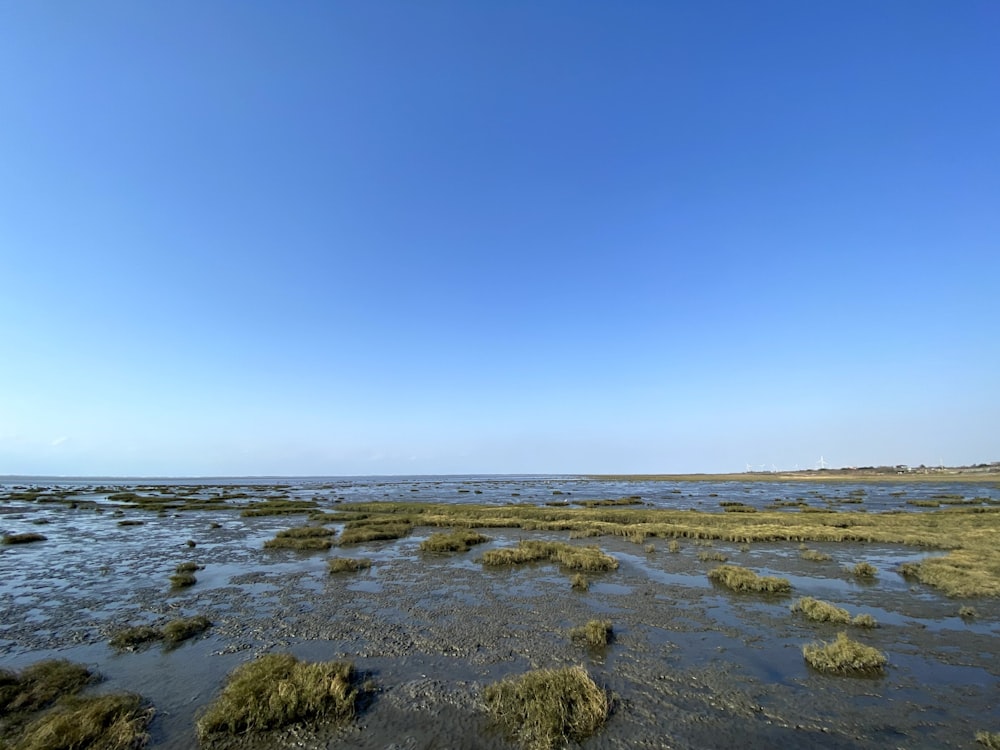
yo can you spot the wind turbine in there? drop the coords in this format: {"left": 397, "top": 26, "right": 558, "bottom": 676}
{"left": 817, "top": 456, "right": 828, "bottom": 470}
{"left": 745, "top": 463, "right": 752, "bottom": 473}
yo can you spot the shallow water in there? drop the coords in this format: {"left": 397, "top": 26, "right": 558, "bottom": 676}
{"left": 2, "top": 477, "right": 999, "bottom": 748}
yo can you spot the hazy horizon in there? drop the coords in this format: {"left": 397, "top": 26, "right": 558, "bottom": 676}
{"left": 3, "top": 3, "right": 998, "bottom": 477}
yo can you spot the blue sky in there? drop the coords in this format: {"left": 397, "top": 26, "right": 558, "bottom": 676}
{"left": 2, "top": 1, "right": 998, "bottom": 476}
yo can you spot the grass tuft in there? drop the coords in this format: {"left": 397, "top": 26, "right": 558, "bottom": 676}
{"left": 338, "top": 522, "right": 412, "bottom": 546}
{"left": 852, "top": 561, "right": 878, "bottom": 579}
{"left": 483, "top": 665, "right": 610, "bottom": 750}
{"left": 109, "top": 626, "right": 163, "bottom": 651}
{"left": 12, "top": 693, "right": 153, "bottom": 750}
{"left": 196, "top": 654, "right": 360, "bottom": 737}
{"left": 852, "top": 613, "right": 878, "bottom": 628}
{"left": 328, "top": 557, "right": 372, "bottom": 574}
{"left": 570, "top": 619, "right": 613, "bottom": 648}
{"left": 480, "top": 541, "right": 617, "bottom": 572}
{"left": 163, "top": 615, "right": 212, "bottom": 644}
{"left": 420, "top": 530, "right": 491, "bottom": 553}
{"left": 802, "top": 631, "right": 887, "bottom": 675}
{"left": 264, "top": 526, "right": 336, "bottom": 551}
{"left": 1, "top": 533, "right": 47, "bottom": 545}
{"left": 697, "top": 550, "right": 728, "bottom": 562}
{"left": 800, "top": 548, "right": 832, "bottom": 562}
{"left": 0, "top": 660, "right": 96, "bottom": 714}
{"left": 976, "top": 731, "right": 1000, "bottom": 749}
{"left": 791, "top": 597, "right": 851, "bottom": 624}
{"left": 708, "top": 565, "right": 791, "bottom": 594}
{"left": 169, "top": 572, "right": 197, "bottom": 588}
{"left": 570, "top": 574, "right": 589, "bottom": 591}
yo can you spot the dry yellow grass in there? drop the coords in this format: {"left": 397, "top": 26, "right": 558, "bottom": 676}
{"left": 11, "top": 694, "right": 152, "bottom": 750}
{"left": 483, "top": 666, "right": 609, "bottom": 750}
{"left": 196, "top": 654, "right": 359, "bottom": 737}
{"left": 570, "top": 620, "right": 613, "bottom": 648}
{"left": 318, "top": 501, "right": 1000, "bottom": 597}
{"left": 803, "top": 632, "right": 887, "bottom": 675}
{"left": 708, "top": 565, "right": 791, "bottom": 593}
{"left": 480, "top": 541, "right": 617, "bottom": 571}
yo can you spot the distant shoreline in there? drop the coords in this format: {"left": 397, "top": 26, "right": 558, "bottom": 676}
{"left": 589, "top": 469, "right": 1000, "bottom": 483}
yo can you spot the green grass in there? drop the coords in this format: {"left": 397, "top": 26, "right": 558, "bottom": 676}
{"left": 241, "top": 499, "right": 318, "bottom": 517}
{"left": 707, "top": 565, "right": 791, "bottom": 594}
{"left": 264, "top": 526, "right": 336, "bottom": 550}
{"left": 109, "top": 625, "right": 163, "bottom": 651}
{"left": 312, "top": 499, "right": 1000, "bottom": 597}
{"left": 196, "top": 654, "right": 360, "bottom": 737}
{"left": 802, "top": 632, "right": 887, "bottom": 675}
{"left": 169, "top": 572, "right": 197, "bottom": 588}
{"left": 419, "top": 529, "right": 491, "bottom": 553}
{"left": 338, "top": 522, "right": 413, "bottom": 546}
{"left": 1, "top": 533, "right": 47, "bottom": 545}
{"left": 163, "top": 615, "right": 212, "bottom": 644}
{"left": 480, "top": 541, "right": 618, "bottom": 572}
{"left": 11, "top": 693, "right": 153, "bottom": 750}
{"left": 0, "top": 660, "right": 96, "bottom": 714}
{"left": 483, "top": 666, "right": 610, "bottom": 750}
{"left": 570, "top": 619, "right": 613, "bottom": 648}
{"left": 328, "top": 557, "right": 372, "bottom": 574}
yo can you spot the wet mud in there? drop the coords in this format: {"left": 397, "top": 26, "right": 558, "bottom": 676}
{"left": 2, "top": 477, "right": 999, "bottom": 748}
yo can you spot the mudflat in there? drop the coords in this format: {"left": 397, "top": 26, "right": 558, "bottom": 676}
{"left": 1, "top": 476, "right": 998, "bottom": 749}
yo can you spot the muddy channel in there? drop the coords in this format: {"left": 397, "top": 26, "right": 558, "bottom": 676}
{"left": 1, "top": 477, "right": 999, "bottom": 749}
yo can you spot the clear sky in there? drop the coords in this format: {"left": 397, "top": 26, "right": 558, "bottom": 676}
{"left": 1, "top": 1, "right": 998, "bottom": 477}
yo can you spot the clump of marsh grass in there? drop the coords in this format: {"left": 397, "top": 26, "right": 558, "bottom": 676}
{"left": 644, "top": 543, "right": 655, "bottom": 554}
{"left": 169, "top": 571, "right": 197, "bottom": 588}
{"left": 800, "top": 548, "right": 832, "bottom": 562}
{"left": 852, "top": 613, "right": 878, "bottom": 628}
{"left": 570, "top": 619, "right": 613, "bottom": 648}
{"left": 163, "top": 615, "right": 212, "bottom": 645}
{"left": 697, "top": 550, "right": 728, "bottom": 562}
{"left": 570, "top": 574, "right": 589, "bottom": 591}
{"left": 708, "top": 565, "right": 791, "bottom": 594}
{"left": 802, "top": 632, "right": 887, "bottom": 675}
{"left": 852, "top": 562, "right": 878, "bottom": 579}
{"left": 480, "top": 541, "right": 617, "bottom": 572}
{"left": 976, "top": 730, "right": 1000, "bottom": 749}
{"left": 792, "top": 597, "right": 851, "bottom": 624}
{"left": 0, "top": 660, "right": 96, "bottom": 714}
{"left": 12, "top": 693, "right": 153, "bottom": 750}
{"left": 668, "top": 539, "right": 681, "bottom": 553}
{"left": 241, "top": 499, "right": 319, "bottom": 517}
{"left": 338, "top": 522, "right": 412, "bottom": 546}
{"left": 109, "top": 625, "right": 163, "bottom": 651}
{"left": 175, "top": 561, "right": 202, "bottom": 573}
{"left": 483, "top": 665, "right": 610, "bottom": 750}
{"left": 959, "top": 606, "right": 978, "bottom": 620}
{"left": 419, "top": 530, "right": 490, "bottom": 553}
{"left": 196, "top": 654, "right": 360, "bottom": 737}
{"left": 264, "top": 525, "right": 336, "bottom": 551}
{"left": 328, "top": 557, "right": 372, "bottom": 574}
{"left": 1, "top": 532, "right": 47, "bottom": 545}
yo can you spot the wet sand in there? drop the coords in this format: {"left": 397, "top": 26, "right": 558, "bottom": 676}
{"left": 2, "top": 478, "right": 999, "bottom": 748}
